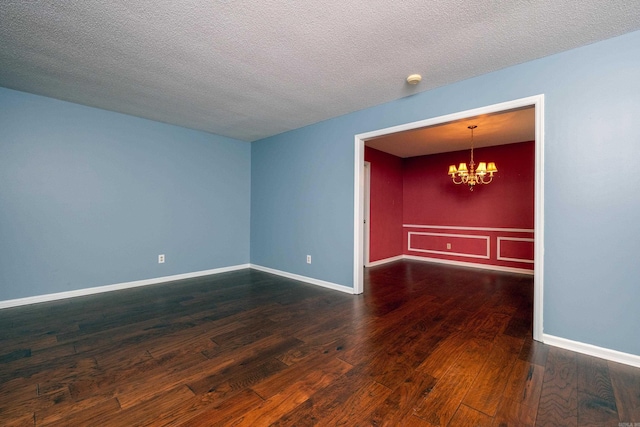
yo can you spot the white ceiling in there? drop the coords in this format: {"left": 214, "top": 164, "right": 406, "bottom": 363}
{"left": 366, "top": 107, "right": 535, "bottom": 157}
{"left": 1, "top": 1, "right": 639, "bottom": 142}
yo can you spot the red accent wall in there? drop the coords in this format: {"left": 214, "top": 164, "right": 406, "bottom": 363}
{"left": 364, "top": 147, "right": 403, "bottom": 262}
{"left": 403, "top": 141, "right": 534, "bottom": 228}
{"left": 403, "top": 141, "right": 535, "bottom": 270}
{"left": 365, "top": 141, "right": 535, "bottom": 271}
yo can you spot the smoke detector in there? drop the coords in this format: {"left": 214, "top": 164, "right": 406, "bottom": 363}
{"left": 406, "top": 74, "right": 422, "bottom": 85}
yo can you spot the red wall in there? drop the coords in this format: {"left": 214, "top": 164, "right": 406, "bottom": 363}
{"left": 366, "top": 141, "right": 535, "bottom": 271}
{"left": 403, "top": 141, "right": 534, "bottom": 228}
{"left": 364, "top": 147, "right": 403, "bottom": 262}
{"left": 404, "top": 141, "right": 535, "bottom": 270}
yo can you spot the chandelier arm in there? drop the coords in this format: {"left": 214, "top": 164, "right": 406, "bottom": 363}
{"left": 479, "top": 175, "right": 493, "bottom": 184}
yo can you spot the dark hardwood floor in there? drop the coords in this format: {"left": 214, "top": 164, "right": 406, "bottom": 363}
{"left": 1, "top": 260, "right": 639, "bottom": 426}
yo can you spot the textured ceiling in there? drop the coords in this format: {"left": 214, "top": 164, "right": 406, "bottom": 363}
{"left": 1, "top": 1, "right": 639, "bottom": 142}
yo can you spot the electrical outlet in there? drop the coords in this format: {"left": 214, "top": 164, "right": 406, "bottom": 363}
{"left": 446, "top": 243, "right": 451, "bottom": 250}
{"left": 158, "top": 254, "right": 165, "bottom": 263}
{"left": 306, "top": 255, "right": 311, "bottom": 264}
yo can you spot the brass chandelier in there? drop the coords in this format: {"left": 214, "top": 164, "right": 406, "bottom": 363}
{"left": 448, "top": 125, "right": 497, "bottom": 191}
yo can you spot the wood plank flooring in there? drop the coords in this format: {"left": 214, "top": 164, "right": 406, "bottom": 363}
{"left": 1, "top": 260, "right": 639, "bottom": 426}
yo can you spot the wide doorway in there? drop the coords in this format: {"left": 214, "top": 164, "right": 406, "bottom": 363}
{"left": 353, "top": 95, "right": 544, "bottom": 341}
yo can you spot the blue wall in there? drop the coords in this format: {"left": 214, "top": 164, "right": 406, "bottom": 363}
{"left": 251, "top": 30, "right": 640, "bottom": 356}
{"left": 0, "top": 88, "right": 251, "bottom": 301}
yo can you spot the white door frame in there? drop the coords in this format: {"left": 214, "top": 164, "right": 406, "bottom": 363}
{"left": 363, "top": 161, "right": 371, "bottom": 267}
{"left": 353, "top": 94, "right": 545, "bottom": 342}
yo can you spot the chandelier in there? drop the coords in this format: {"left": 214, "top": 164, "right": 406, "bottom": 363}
{"left": 448, "top": 125, "right": 497, "bottom": 191}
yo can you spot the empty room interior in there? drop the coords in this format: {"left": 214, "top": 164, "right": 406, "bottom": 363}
{"left": 2, "top": 2, "right": 640, "bottom": 426}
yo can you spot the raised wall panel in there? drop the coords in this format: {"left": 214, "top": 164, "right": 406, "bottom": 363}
{"left": 408, "top": 232, "right": 490, "bottom": 259}
{"left": 497, "top": 237, "right": 534, "bottom": 263}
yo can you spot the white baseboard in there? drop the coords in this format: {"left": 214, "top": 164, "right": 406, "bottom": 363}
{"left": 403, "top": 255, "right": 534, "bottom": 275}
{"left": 366, "top": 255, "right": 404, "bottom": 267}
{"left": 0, "top": 264, "right": 251, "bottom": 310}
{"left": 543, "top": 333, "right": 640, "bottom": 368}
{"left": 250, "top": 264, "right": 355, "bottom": 294}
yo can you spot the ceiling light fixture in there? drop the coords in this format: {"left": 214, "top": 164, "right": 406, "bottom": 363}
{"left": 406, "top": 74, "right": 422, "bottom": 85}
{"left": 448, "top": 125, "right": 497, "bottom": 191}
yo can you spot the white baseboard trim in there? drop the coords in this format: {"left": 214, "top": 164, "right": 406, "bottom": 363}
{"left": 403, "top": 255, "right": 534, "bottom": 275}
{"left": 250, "top": 264, "right": 355, "bottom": 294}
{"left": 0, "top": 264, "right": 251, "bottom": 310}
{"left": 366, "top": 255, "right": 404, "bottom": 267}
{"left": 543, "top": 333, "right": 640, "bottom": 368}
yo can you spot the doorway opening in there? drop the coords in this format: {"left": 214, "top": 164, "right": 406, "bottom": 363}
{"left": 353, "top": 95, "right": 544, "bottom": 341}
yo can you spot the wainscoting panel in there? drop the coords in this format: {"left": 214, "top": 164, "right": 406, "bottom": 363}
{"left": 408, "top": 231, "right": 490, "bottom": 259}
{"left": 497, "top": 237, "right": 535, "bottom": 263}
{"left": 404, "top": 224, "right": 534, "bottom": 272}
